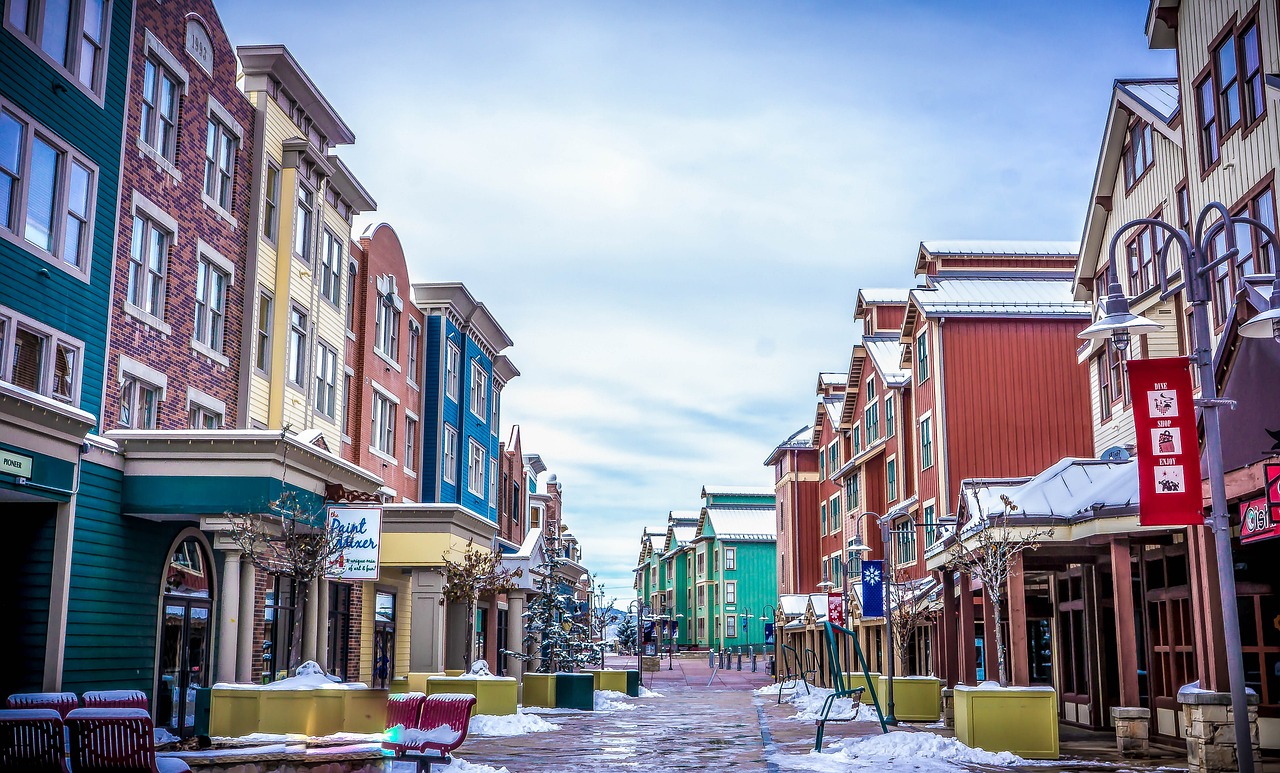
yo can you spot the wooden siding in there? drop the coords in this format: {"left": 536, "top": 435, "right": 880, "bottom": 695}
{"left": 940, "top": 319, "right": 1094, "bottom": 514}
{"left": 913, "top": 321, "right": 941, "bottom": 514}
{"left": 2, "top": 503, "right": 57, "bottom": 695}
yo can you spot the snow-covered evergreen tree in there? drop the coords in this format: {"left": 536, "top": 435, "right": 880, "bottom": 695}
{"left": 512, "top": 531, "right": 599, "bottom": 673}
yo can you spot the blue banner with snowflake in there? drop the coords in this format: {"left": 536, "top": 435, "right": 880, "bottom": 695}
{"left": 861, "top": 560, "right": 884, "bottom": 618}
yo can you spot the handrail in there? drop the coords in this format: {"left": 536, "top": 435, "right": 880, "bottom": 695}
{"left": 824, "top": 621, "right": 888, "bottom": 735}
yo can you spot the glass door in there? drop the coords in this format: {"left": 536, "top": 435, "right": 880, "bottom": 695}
{"left": 156, "top": 537, "right": 214, "bottom": 737}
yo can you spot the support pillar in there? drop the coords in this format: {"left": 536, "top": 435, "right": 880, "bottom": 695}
{"left": 236, "top": 559, "right": 255, "bottom": 681}
{"left": 1180, "top": 690, "right": 1261, "bottom": 773}
{"left": 316, "top": 579, "right": 330, "bottom": 671}
{"left": 218, "top": 550, "right": 242, "bottom": 683}
{"left": 1110, "top": 539, "right": 1141, "bottom": 708}
{"left": 980, "top": 589, "right": 998, "bottom": 683}
{"left": 958, "top": 572, "right": 977, "bottom": 685}
{"left": 1007, "top": 553, "right": 1029, "bottom": 686}
{"left": 1188, "top": 525, "right": 1229, "bottom": 692}
{"left": 302, "top": 578, "right": 319, "bottom": 664}
{"left": 506, "top": 592, "right": 525, "bottom": 682}
{"left": 43, "top": 498, "right": 76, "bottom": 691}
{"left": 941, "top": 569, "right": 958, "bottom": 687}
{"left": 483, "top": 596, "right": 499, "bottom": 668}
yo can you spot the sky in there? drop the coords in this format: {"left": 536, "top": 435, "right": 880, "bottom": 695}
{"left": 218, "top": 0, "right": 1174, "bottom": 602}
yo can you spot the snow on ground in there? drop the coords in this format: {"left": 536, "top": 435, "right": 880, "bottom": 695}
{"left": 468, "top": 712, "right": 560, "bottom": 737}
{"left": 594, "top": 690, "right": 636, "bottom": 712}
{"left": 754, "top": 682, "right": 785, "bottom": 696}
{"left": 637, "top": 686, "right": 663, "bottom": 698}
{"left": 771, "top": 686, "right": 881, "bottom": 723}
{"left": 154, "top": 727, "right": 180, "bottom": 746}
{"left": 771, "top": 731, "right": 1029, "bottom": 772}
{"left": 391, "top": 758, "right": 509, "bottom": 773}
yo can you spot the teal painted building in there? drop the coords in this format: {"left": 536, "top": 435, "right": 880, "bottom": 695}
{"left": 691, "top": 486, "right": 777, "bottom": 651}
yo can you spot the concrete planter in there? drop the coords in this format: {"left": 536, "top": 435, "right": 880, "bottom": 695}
{"left": 555, "top": 672, "right": 594, "bottom": 711}
{"left": 444, "top": 669, "right": 466, "bottom": 677}
{"left": 584, "top": 670, "right": 629, "bottom": 694}
{"left": 342, "top": 688, "right": 389, "bottom": 733}
{"left": 425, "top": 676, "right": 518, "bottom": 716}
{"left": 307, "top": 690, "right": 346, "bottom": 736}
{"left": 522, "top": 673, "right": 556, "bottom": 708}
{"left": 405, "top": 672, "right": 445, "bottom": 694}
{"left": 841, "top": 672, "right": 881, "bottom": 704}
{"left": 208, "top": 688, "right": 260, "bottom": 738}
{"left": 954, "top": 684, "right": 1059, "bottom": 760}
{"left": 208, "top": 686, "right": 389, "bottom": 737}
{"left": 257, "top": 690, "right": 318, "bottom": 734}
{"left": 876, "top": 675, "right": 941, "bottom": 721}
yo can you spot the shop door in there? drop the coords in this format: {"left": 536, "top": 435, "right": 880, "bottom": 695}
{"left": 156, "top": 535, "right": 214, "bottom": 737}
{"left": 372, "top": 590, "right": 396, "bottom": 689}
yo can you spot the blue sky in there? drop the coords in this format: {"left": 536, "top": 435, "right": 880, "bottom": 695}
{"left": 219, "top": 1, "right": 1174, "bottom": 601}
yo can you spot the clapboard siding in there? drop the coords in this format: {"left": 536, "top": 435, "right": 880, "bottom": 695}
{"left": 2, "top": 504, "right": 57, "bottom": 696}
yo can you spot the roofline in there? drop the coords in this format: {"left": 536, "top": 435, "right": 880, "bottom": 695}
{"left": 411, "top": 282, "right": 515, "bottom": 352}
{"left": 325, "top": 155, "right": 377, "bottom": 213}
{"left": 236, "top": 44, "right": 356, "bottom": 146}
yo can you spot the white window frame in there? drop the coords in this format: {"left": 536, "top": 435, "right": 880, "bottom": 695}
{"left": 186, "top": 386, "right": 224, "bottom": 429}
{"left": 319, "top": 228, "right": 342, "bottom": 306}
{"left": 370, "top": 385, "right": 398, "bottom": 460}
{"left": 192, "top": 241, "right": 233, "bottom": 365}
{"left": 313, "top": 339, "right": 338, "bottom": 419}
{"left": 293, "top": 182, "right": 314, "bottom": 262}
{"left": 0, "top": 98, "right": 99, "bottom": 280}
{"left": 488, "top": 457, "right": 498, "bottom": 505}
{"left": 724, "top": 547, "right": 736, "bottom": 571}
{"left": 136, "top": 32, "right": 186, "bottom": 173}
{"left": 263, "top": 161, "right": 281, "bottom": 242}
{"left": 725, "top": 580, "right": 736, "bottom": 604}
{"left": 469, "top": 360, "right": 488, "bottom": 418}
{"left": 407, "top": 321, "right": 420, "bottom": 386}
{"left": 124, "top": 192, "right": 176, "bottom": 333}
{"left": 254, "top": 287, "right": 272, "bottom": 376}
{"left": 726, "top": 615, "right": 737, "bottom": 637}
{"left": 467, "top": 438, "right": 486, "bottom": 497}
{"left": 445, "top": 341, "right": 460, "bottom": 401}
{"left": 404, "top": 412, "right": 418, "bottom": 474}
{"left": 919, "top": 412, "right": 934, "bottom": 470}
{"left": 201, "top": 97, "right": 242, "bottom": 223}
{"left": 117, "top": 355, "right": 167, "bottom": 429}
{"left": 4, "top": 0, "right": 115, "bottom": 103}
{"left": 375, "top": 287, "right": 400, "bottom": 363}
{"left": 442, "top": 424, "right": 458, "bottom": 484}
{"left": 287, "top": 305, "right": 308, "bottom": 389}
{"left": 0, "top": 304, "right": 83, "bottom": 404}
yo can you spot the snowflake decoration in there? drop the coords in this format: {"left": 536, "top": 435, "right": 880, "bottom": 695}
{"left": 863, "top": 566, "right": 881, "bottom": 586}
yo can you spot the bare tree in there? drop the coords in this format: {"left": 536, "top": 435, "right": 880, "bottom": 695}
{"left": 226, "top": 491, "right": 344, "bottom": 676}
{"left": 887, "top": 567, "right": 936, "bottom": 675}
{"left": 943, "top": 495, "right": 1052, "bottom": 687}
{"left": 441, "top": 541, "right": 523, "bottom": 666}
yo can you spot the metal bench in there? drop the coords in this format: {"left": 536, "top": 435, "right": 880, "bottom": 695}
{"left": 814, "top": 621, "right": 887, "bottom": 750}
{"left": 82, "top": 690, "right": 150, "bottom": 710}
{"left": 65, "top": 708, "right": 190, "bottom": 773}
{"left": 5, "top": 693, "right": 79, "bottom": 718}
{"left": 386, "top": 691, "right": 428, "bottom": 730}
{"left": 0, "top": 708, "right": 69, "bottom": 772}
{"left": 382, "top": 693, "right": 476, "bottom": 772}
{"left": 775, "top": 644, "right": 812, "bottom": 705}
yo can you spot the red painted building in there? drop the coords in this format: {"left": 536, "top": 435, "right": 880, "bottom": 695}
{"left": 497, "top": 425, "right": 529, "bottom": 547}
{"left": 106, "top": 0, "right": 255, "bottom": 429}
{"left": 765, "top": 426, "right": 821, "bottom": 596}
{"left": 812, "top": 373, "right": 848, "bottom": 590}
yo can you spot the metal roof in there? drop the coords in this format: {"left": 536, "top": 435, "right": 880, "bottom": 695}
{"left": 702, "top": 484, "right": 775, "bottom": 498}
{"left": 704, "top": 508, "right": 777, "bottom": 541}
{"left": 910, "top": 276, "right": 1090, "bottom": 317}
{"left": 858, "top": 288, "right": 911, "bottom": 305}
{"left": 822, "top": 395, "right": 843, "bottom": 429}
{"left": 920, "top": 240, "right": 1079, "bottom": 257}
{"left": 1117, "top": 79, "right": 1180, "bottom": 125}
{"left": 959, "top": 458, "right": 1138, "bottom": 531}
{"left": 818, "top": 372, "right": 848, "bottom": 387}
{"left": 863, "top": 336, "right": 910, "bottom": 387}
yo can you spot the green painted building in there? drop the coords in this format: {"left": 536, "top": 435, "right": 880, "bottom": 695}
{"left": 691, "top": 486, "right": 777, "bottom": 651}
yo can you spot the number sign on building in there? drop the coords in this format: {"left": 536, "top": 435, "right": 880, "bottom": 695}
{"left": 1129, "top": 357, "right": 1204, "bottom": 527}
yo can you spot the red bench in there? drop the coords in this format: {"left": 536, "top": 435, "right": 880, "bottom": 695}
{"left": 0, "top": 708, "right": 69, "bottom": 772}
{"left": 386, "top": 691, "right": 428, "bottom": 730}
{"left": 65, "top": 708, "right": 190, "bottom": 773}
{"left": 5, "top": 693, "right": 79, "bottom": 718}
{"left": 82, "top": 690, "right": 150, "bottom": 710}
{"left": 382, "top": 693, "right": 476, "bottom": 772}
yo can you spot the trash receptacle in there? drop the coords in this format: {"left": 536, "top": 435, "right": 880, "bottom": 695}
{"left": 193, "top": 687, "right": 211, "bottom": 738}
{"left": 555, "top": 672, "right": 594, "bottom": 711}
{"left": 625, "top": 669, "right": 640, "bottom": 697}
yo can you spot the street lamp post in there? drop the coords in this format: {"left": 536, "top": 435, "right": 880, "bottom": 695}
{"left": 1079, "top": 202, "right": 1280, "bottom": 773}
{"left": 628, "top": 599, "right": 649, "bottom": 686}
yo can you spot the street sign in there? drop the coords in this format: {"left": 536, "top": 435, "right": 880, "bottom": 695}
{"left": 326, "top": 507, "right": 382, "bottom": 580}
{"left": 861, "top": 560, "right": 884, "bottom": 618}
{"left": 827, "top": 592, "right": 845, "bottom": 627}
{"left": 1128, "top": 357, "right": 1204, "bottom": 526}
{"left": 1241, "top": 464, "right": 1280, "bottom": 544}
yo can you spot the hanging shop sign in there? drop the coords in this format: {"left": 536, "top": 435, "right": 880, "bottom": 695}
{"left": 764, "top": 622, "right": 775, "bottom": 645}
{"left": 827, "top": 591, "right": 846, "bottom": 627}
{"left": 1241, "top": 464, "right": 1280, "bottom": 545}
{"left": 1129, "top": 357, "right": 1204, "bottom": 527}
{"left": 861, "top": 560, "right": 884, "bottom": 618}
{"left": 326, "top": 506, "right": 382, "bottom": 580}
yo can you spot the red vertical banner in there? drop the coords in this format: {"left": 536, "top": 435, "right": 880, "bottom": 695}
{"left": 1128, "top": 357, "right": 1204, "bottom": 527}
{"left": 827, "top": 591, "right": 845, "bottom": 627}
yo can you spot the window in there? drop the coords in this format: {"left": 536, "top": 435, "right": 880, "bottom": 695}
{"left": 193, "top": 257, "right": 228, "bottom": 354}
{"left": 725, "top": 581, "right": 736, "bottom": 604}
{"left": 1215, "top": 35, "right": 1241, "bottom": 132}
{"left": 828, "top": 442, "right": 839, "bottom": 472}
{"left": 127, "top": 214, "right": 169, "bottom": 319}
{"left": 140, "top": 57, "right": 180, "bottom": 163}
{"left": 255, "top": 290, "right": 272, "bottom": 374}
{"left": 374, "top": 287, "right": 399, "bottom": 359}
{"left": 1212, "top": 188, "right": 1277, "bottom": 327}
{"left": 885, "top": 394, "right": 895, "bottom": 437}
{"left": 445, "top": 342, "right": 460, "bottom": 400}
{"left": 887, "top": 458, "right": 897, "bottom": 502}
{"left": 342, "top": 372, "right": 352, "bottom": 437}
{"left": 852, "top": 424, "right": 861, "bottom": 456}
{"left": 894, "top": 517, "right": 916, "bottom": 565}
{"left": 119, "top": 375, "right": 159, "bottom": 428}
{"left": 442, "top": 424, "right": 457, "bottom": 483}
{"left": 847, "top": 470, "right": 859, "bottom": 510}
{"left": 1197, "top": 73, "right": 1220, "bottom": 169}
{"left": 0, "top": 309, "right": 80, "bottom": 404}
{"left": 293, "top": 184, "right": 313, "bottom": 261}
{"left": 0, "top": 106, "right": 97, "bottom": 273}
{"left": 920, "top": 416, "right": 933, "bottom": 469}
{"left": 326, "top": 583, "right": 352, "bottom": 681}
{"left": 819, "top": 449, "right": 825, "bottom": 477}
{"left": 864, "top": 402, "right": 880, "bottom": 442}
{"left": 1097, "top": 338, "right": 1128, "bottom": 414}
{"left": 725, "top": 614, "right": 736, "bottom": 637}
{"left": 287, "top": 307, "right": 307, "bottom": 387}
{"left": 725, "top": 547, "right": 736, "bottom": 571}
{"left": 924, "top": 504, "right": 938, "bottom": 546}
{"left": 6, "top": 0, "right": 109, "bottom": 95}
{"left": 405, "top": 416, "right": 417, "bottom": 472}
{"left": 320, "top": 230, "right": 341, "bottom": 305}
{"left": 697, "top": 550, "right": 705, "bottom": 576}
{"left": 1097, "top": 354, "right": 1113, "bottom": 421}
{"left": 916, "top": 331, "right": 929, "bottom": 382}
{"left": 188, "top": 402, "right": 221, "bottom": 429}
{"left": 263, "top": 163, "right": 280, "bottom": 241}
{"left": 407, "top": 322, "right": 420, "bottom": 384}
{"left": 346, "top": 261, "right": 357, "bottom": 331}
{"left": 1241, "top": 22, "right": 1264, "bottom": 125}
{"left": 314, "top": 341, "right": 337, "bottom": 418}
{"left": 1125, "top": 223, "right": 1159, "bottom": 296}
{"left": 489, "top": 458, "right": 497, "bottom": 505}
{"left": 470, "top": 362, "right": 488, "bottom": 418}
{"left": 203, "top": 118, "right": 236, "bottom": 211}
{"left": 1122, "top": 120, "right": 1155, "bottom": 189}
{"left": 467, "top": 439, "right": 486, "bottom": 496}
{"left": 372, "top": 391, "right": 395, "bottom": 456}
{"left": 831, "top": 496, "right": 841, "bottom": 529}
{"left": 821, "top": 502, "right": 828, "bottom": 534}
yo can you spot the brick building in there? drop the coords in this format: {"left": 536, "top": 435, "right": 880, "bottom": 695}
{"left": 105, "top": 0, "right": 255, "bottom": 430}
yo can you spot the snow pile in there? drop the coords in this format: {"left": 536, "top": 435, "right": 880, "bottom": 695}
{"left": 754, "top": 682, "right": 785, "bottom": 696}
{"left": 402, "top": 724, "right": 462, "bottom": 746}
{"left": 594, "top": 690, "right": 636, "bottom": 712}
{"left": 391, "top": 758, "right": 509, "bottom": 773}
{"left": 772, "top": 731, "right": 1029, "bottom": 771}
{"left": 153, "top": 727, "right": 180, "bottom": 746}
{"left": 783, "top": 687, "right": 878, "bottom": 723}
{"left": 468, "top": 711, "right": 560, "bottom": 737}
{"left": 214, "top": 661, "right": 366, "bottom": 690}
{"left": 637, "top": 686, "right": 663, "bottom": 698}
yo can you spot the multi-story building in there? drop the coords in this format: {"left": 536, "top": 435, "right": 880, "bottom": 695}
{"left": 659, "top": 511, "right": 699, "bottom": 649}
{"left": 765, "top": 427, "right": 821, "bottom": 596}
{"left": 106, "top": 0, "right": 254, "bottom": 432}
{"left": 691, "top": 486, "right": 776, "bottom": 651}
{"left": 496, "top": 425, "right": 530, "bottom": 547}
{"left": 812, "top": 372, "right": 849, "bottom": 591}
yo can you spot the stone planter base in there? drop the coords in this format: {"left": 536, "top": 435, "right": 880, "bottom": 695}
{"left": 425, "top": 675, "right": 518, "bottom": 716}
{"left": 1111, "top": 706, "right": 1150, "bottom": 758}
{"left": 641, "top": 656, "right": 661, "bottom": 672}
{"left": 521, "top": 673, "right": 556, "bottom": 708}
{"left": 875, "top": 675, "right": 941, "bottom": 722}
{"left": 954, "top": 684, "right": 1058, "bottom": 760}
{"left": 941, "top": 688, "right": 954, "bottom": 729}
{"left": 1178, "top": 687, "right": 1261, "bottom": 773}
{"left": 163, "top": 742, "right": 385, "bottom": 773}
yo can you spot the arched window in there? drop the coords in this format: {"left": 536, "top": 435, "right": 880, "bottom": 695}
{"left": 156, "top": 534, "right": 214, "bottom": 737}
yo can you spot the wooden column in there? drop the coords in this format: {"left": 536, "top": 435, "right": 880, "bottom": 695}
{"left": 1188, "top": 525, "right": 1230, "bottom": 692}
{"left": 1110, "top": 538, "right": 1141, "bottom": 707}
{"left": 1007, "top": 553, "right": 1030, "bottom": 686}
{"left": 959, "top": 571, "right": 977, "bottom": 684}
{"left": 483, "top": 596, "right": 500, "bottom": 668}
{"left": 981, "top": 586, "right": 999, "bottom": 681}
{"left": 941, "top": 569, "right": 959, "bottom": 687}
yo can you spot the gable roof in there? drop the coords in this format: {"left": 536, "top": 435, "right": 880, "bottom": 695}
{"left": 909, "top": 276, "right": 1090, "bottom": 318}
{"left": 764, "top": 425, "right": 814, "bottom": 465}
{"left": 701, "top": 484, "right": 775, "bottom": 498}
{"left": 919, "top": 240, "right": 1080, "bottom": 258}
{"left": 863, "top": 335, "right": 911, "bottom": 388}
{"left": 697, "top": 507, "right": 777, "bottom": 542}
{"left": 811, "top": 395, "right": 844, "bottom": 445}
{"left": 839, "top": 340, "right": 869, "bottom": 428}
{"left": 818, "top": 372, "right": 848, "bottom": 388}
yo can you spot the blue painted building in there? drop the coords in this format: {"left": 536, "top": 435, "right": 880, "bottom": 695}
{"left": 412, "top": 282, "right": 518, "bottom": 521}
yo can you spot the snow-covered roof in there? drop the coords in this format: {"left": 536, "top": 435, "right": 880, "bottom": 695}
{"left": 818, "top": 372, "right": 848, "bottom": 387}
{"left": 779, "top": 594, "right": 810, "bottom": 617}
{"left": 822, "top": 395, "right": 843, "bottom": 428}
{"left": 704, "top": 508, "right": 777, "bottom": 541}
{"left": 910, "top": 276, "right": 1090, "bottom": 317}
{"left": 920, "top": 240, "right": 1079, "bottom": 257}
{"left": 858, "top": 288, "right": 910, "bottom": 305}
{"left": 959, "top": 458, "right": 1138, "bottom": 532}
{"left": 702, "top": 484, "right": 775, "bottom": 498}
{"left": 668, "top": 510, "right": 701, "bottom": 525}
{"left": 1117, "top": 78, "right": 1179, "bottom": 124}
{"left": 863, "top": 335, "right": 910, "bottom": 387}
{"left": 764, "top": 425, "right": 814, "bottom": 466}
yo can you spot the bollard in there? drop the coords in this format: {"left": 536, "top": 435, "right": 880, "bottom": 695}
{"left": 752, "top": 651, "right": 758, "bottom": 672}
{"left": 737, "top": 649, "right": 743, "bottom": 671}
{"left": 708, "top": 649, "right": 715, "bottom": 669}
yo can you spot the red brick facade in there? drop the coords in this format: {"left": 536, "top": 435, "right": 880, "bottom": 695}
{"left": 105, "top": 1, "right": 254, "bottom": 429}
{"left": 497, "top": 425, "right": 527, "bottom": 546}
{"left": 343, "top": 223, "right": 426, "bottom": 501}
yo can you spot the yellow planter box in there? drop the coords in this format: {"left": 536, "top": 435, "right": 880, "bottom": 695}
{"left": 444, "top": 669, "right": 466, "bottom": 677}
{"left": 308, "top": 690, "right": 346, "bottom": 736}
{"left": 426, "top": 676, "right": 518, "bottom": 716}
{"left": 876, "top": 675, "right": 941, "bottom": 722}
{"left": 257, "top": 690, "right": 317, "bottom": 734}
{"left": 840, "top": 672, "right": 881, "bottom": 704}
{"left": 208, "top": 688, "right": 260, "bottom": 738}
{"left": 522, "top": 673, "right": 556, "bottom": 708}
{"left": 406, "top": 673, "right": 445, "bottom": 694}
{"left": 388, "top": 677, "right": 411, "bottom": 695}
{"left": 954, "top": 684, "right": 1058, "bottom": 760}
{"left": 342, "top": 689, "right": 389, "bottom": 733}
{"left": 584, "top": 670, "right": 629, "bottom": 693}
